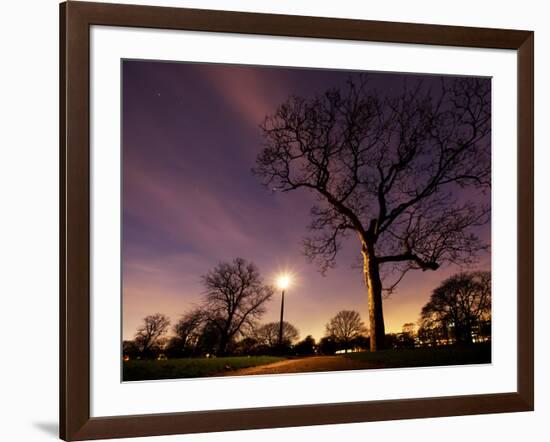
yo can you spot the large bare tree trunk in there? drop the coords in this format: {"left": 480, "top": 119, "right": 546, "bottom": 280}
{"left": 362, "top": 246, "right": 385, "bottom": 351}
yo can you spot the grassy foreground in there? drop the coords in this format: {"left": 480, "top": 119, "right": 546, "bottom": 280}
{"left": 123, "top": 344, "right": 491, "bottom": 381}
{"left": 123, "top": 356, "right": 285, "bottom": 381}
{"left": 344, "top": 343, "right": 491, "bottom": 368}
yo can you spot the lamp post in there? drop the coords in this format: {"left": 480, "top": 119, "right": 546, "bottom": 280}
{"left": 276, "top": 274, "right": 291, "bottom": 350}
{"left": 278, "top": 288, "right": 285, "bottom": 347}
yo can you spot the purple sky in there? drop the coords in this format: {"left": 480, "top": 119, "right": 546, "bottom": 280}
{"left": 122, "top": 60, "right": 491, "bottom": 342}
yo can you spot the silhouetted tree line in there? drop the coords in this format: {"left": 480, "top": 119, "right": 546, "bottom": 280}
{"left": 123, "top": 259, "right": 490, "bottom": 360}
{"left": 384, "top": 271, "right": 492, "bottom": 349}
{"left": 417, "top": 271, "right": 491, "bottom": 346}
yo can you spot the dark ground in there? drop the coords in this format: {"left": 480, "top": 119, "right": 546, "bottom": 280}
{"left": 123, "top": 356, "right": 284, "bottom": 381}
{"left": 123, "top": 343, "right": 491, "bottom": 381}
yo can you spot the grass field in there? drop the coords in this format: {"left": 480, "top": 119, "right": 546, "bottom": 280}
{"left": 344, "top": 343, "right": 491, "bottom": 368}
{"left": 123, "top": 344, "right": 491, "bottom": 381}
{"left": 123, "top": 356, "right": 285, "bottom": 381}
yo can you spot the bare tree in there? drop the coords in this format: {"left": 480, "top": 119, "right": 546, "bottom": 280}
{"left": 171, "top": 309, "right": 205, "bottom": 354}
{"left": 294, "top": 335, "right": 316, "bottom": 355}
{"left": 325, "top": 310, "right": 368, "bottom": 352}
{"left": 201, "top": 257, "right": 274, "bottom": 355}
{"left": 257, "top": 321, "right": 300, "bottom": 348}
{"left": 134, "top": 313, "right": 171, "bottom": 357}
{"left": 419, "top": 271, "right": 491, "bottom": 344}
{"left": 254, "top": 75, "right": 491, "bottom": 350}
{"left": 402, "top": 322, "right": 416, "bottom": 336}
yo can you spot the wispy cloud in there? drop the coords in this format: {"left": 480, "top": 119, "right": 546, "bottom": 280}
{"left": 122, "top": 61, "right": 492, "bottom": 341}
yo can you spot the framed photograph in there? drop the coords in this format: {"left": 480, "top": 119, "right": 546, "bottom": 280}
{"left": 60, "top": 1, "right": 534, "bottom": 440}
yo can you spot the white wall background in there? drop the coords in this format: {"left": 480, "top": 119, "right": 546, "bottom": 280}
{"left": 0, "top": 0, "right": 546, "bottom": 441}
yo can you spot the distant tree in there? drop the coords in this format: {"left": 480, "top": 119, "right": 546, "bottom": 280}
{"left": 318, "top": 336, "right": 338, "bottom": 355}
{"left": 385, "top": 332, "right": 413, "bottom": 350}
{"left": 194, "top": 320, "right": 224, "bottom": 356}
{"left": 402, "top": 323, "right": 416, "bottom": 336}
{"left": 475, "top": 319, "right": 492, "bottom": 343}
{"left": 394, "top": 322, "right": 416, "bottom": 348}
{"left": 257, "top": 321, "right": 300, "bottom": 349}
{"left": 122, "top": 340, "right": 140, "bottom": 359}
{"left": 420, "top": 271, "right": 491, "bottom": 345}
{"left": 169, "top": 309, "right": 205, "bottom": 356}
{"left": 164, "top": 336, "right": 186, "bottom": 359}
{"left": 254, "top": 76, "right": 491, "bottom": 351}
{"left": 417, "top": 318, "right": 449, "bottom": 347}
{"left": 416, "top": 328, "right": 433, "bottom": 346}
{"left": 398, "top": 334, "right": 416, "bottom": 348}
{"left": 134, "top": 313, "right": 170, "bottom": 358}
{"left": 384, "top": 333, "right": 399, "bottom": 349}
{"left": 325, "top": 310, "right": 368, "bottom": 352}
{"left": 294, "top": 335, "right": 316, "bottom": 355}
{"left": 200, "top": 258, "right": 274, "bottom": 355}
{"left": 350, "top": 334, "right": 370, "bottom": 350}
{"left": 234, "top": 337, "right": 261, "bottom": 356}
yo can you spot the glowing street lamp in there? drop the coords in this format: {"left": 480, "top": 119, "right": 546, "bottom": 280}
{"left": 276, "top": 274, "right": 292, "bottom": 349}
{"left": 277, "top": 274, "right": 291, "bottom": 291}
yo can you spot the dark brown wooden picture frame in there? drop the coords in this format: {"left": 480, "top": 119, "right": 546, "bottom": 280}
{"left": 60, "top": 1, "right": 534, "bottom": 440}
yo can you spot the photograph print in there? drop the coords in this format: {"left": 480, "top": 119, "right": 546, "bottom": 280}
{"left": 122, "top": 60, "right": 492, "bottom": 382}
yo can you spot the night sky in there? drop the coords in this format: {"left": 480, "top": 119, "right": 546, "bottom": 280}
{"left": 122, "top": 60, "right": 491, "bottom": 342}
